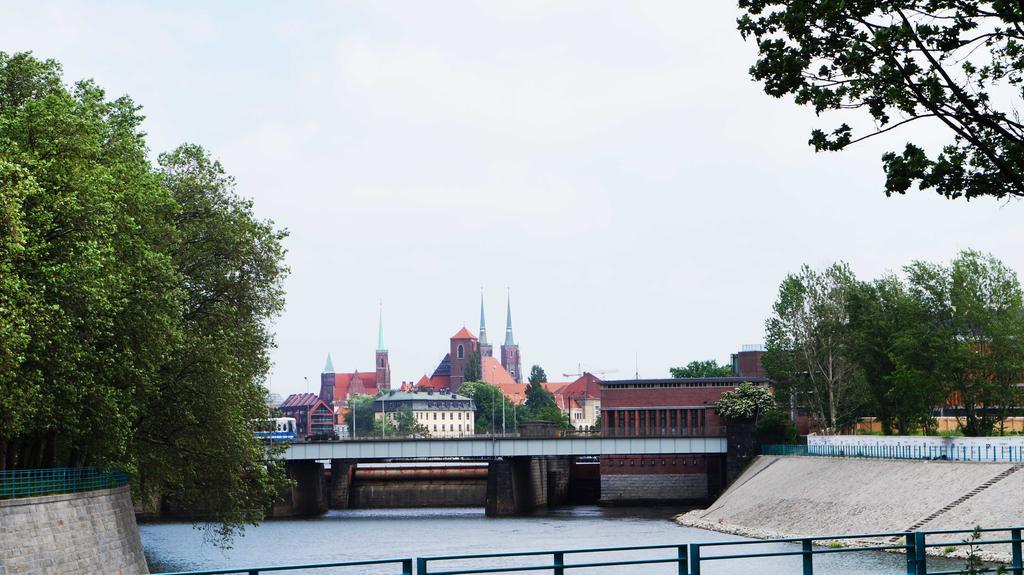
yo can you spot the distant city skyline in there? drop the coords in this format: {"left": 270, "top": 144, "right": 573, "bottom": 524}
{"left": 5, "top": 2, "right": 1022, "bottom": 400}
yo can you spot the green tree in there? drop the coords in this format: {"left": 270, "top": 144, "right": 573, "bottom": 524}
{"left": 905, "top": 251, "right": 1024, "bottom": 436}
{"left": 393, "top": 405, "right": 428, "bottom": 437}
{"left": 670, "top": 360, "right": 733, "bottom": 378}
{"left": 737, "top": 1, "right": 1024, "bottom": 201}
{"left": 847, "top": 276, "right": 946, "bottom": 434}
{"left": 345, "top": 394, "right": 376, "bottom": 437}
{"left": 753, "top": 410, "right": 799, "bottom": 444}
{"left": 716, "top": 382, "right": 778, "bottom": 422}
{"left": 528, "top": 364, "right": 547, "bottom": 385}
{"left": 0, "top": 52, "right": 290, "bottom": 543}
{"left": 463, "top": 349, "right": 481, "bottom": 382}
{"left": 764, "top": 262, "right": 866, "bottom": 433}
{"left": 459, "top": 381, "right": 517, "bottom": 433}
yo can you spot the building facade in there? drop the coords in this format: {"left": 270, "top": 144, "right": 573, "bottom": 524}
{"left": 318, "top": 307, "right": 391, "bottom": 425}
{"left": 373, "top": 391, "right": 476, "bottom": 438}
{"left": 279, "top": 393, "right": 335, "bottom": 438}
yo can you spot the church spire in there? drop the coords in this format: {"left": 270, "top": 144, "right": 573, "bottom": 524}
{"left": 504, "top": 288, "right": 515, "bottom": 346}
{"left": 377, "top": 300, "right": 386, "bottom": 352}
{"left": 324, "top": 353, "right": 334, "bottom": 373}
{"left": 479, "top": 288, "right": 488, "bottom": 345}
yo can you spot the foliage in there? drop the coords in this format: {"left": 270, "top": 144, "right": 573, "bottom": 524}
{"left": 528, "top": 364, "right": 547, "bottom": 385}
{"left": 0, "top": 52, "right": 289, "bottom": 543}
{"left": 670, "top": 360, "right": 733, "bottom": 378}
{"left": 716, "top": 382, "right": 778, "bottom": 422}
{"left": 764, "top": 262, "right": 866, "bottom": 433}
{"left": 373, "top": 405, "right": 427, "bottom": 437}
{"left": 345, "top": 394, "right": 376, "bottom": 437}
{"left": 525, "top": 378, "right": 557, "bottom": 412}
{"left": 458, "top": 380, "right": 517, "bottom": 433}
{"left": 463, "top": 349, "right": 481, "bottom": 382}
{"left": 904, "top": 250, "right": 1024, "bottom": 436}
{"left": 846, "top": 276, "right": 946, "bottom": 434}
{"left": 959, "top": 526, "right": 1006, "bottom": 574}
{"left": 753, "top": 410, "right": 799, "bottom": 444}
{"left": 737, "top": 1, "right": 1024, "bottom": 202}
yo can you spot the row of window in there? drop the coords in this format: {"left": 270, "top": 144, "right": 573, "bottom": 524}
{"left": 416, "top": 411, "right": 469, "bottom": 421}
{"left": 606, "top": 408, "right": 707, "bottom": 432}
{"left": 432, "top": 424, "right": 470, "bottom": 432}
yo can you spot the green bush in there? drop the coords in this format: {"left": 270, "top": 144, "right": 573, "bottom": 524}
{"left": 754, "top": 410, "right": 798, "bottom": 444}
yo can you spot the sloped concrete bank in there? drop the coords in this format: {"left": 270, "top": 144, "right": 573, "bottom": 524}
{"left": 676, "top": 455, "right": 1024, "bottom": 562}
{"left": 0, "top": 485, "right": 148, "bottom": 574}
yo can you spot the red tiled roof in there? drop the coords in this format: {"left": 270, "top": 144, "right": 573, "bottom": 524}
{"left": 451, "top": 326, "right": 477, "bottom": 340}
{"left": 333, "top": 371, "right": 379, "bottom": 403}
{"left": 542, "top": 382, "right": 570, "bottom": 394}
{"left": 494, "top": 382, "right": 527, "bottom": 405}
{"left": 416, "top": 374, "right": 450, "bottom": 391}
{"left": 482, "top": 356, "right": 517, "bottom": 386}
{"left": 558, "top": 373, "right": 602, "bottom": 398}
{"left": 280, "top": 393, "right": 323, "bottom": 408}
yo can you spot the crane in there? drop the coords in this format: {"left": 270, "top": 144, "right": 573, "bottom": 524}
{"left": 562, "top": 364, "right": 619, "bottom": 378}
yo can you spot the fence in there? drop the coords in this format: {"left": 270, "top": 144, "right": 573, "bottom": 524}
{"left": 762, "top": 443, "right": 1024, "bottom": 462}
{"left": 154, "top": 526, "right": 1024, "bottom": 575}
{"left": 0, "top": 467, "right": 128, "bottom": 499}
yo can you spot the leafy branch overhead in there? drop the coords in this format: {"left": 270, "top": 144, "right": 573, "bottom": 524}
{"left": 738, "top": 1, "right": 1024, "bottom": 200}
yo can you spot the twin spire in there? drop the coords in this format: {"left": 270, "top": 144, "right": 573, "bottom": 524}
{"left": 479, "top": 288, "right": 514, "bottom": 347}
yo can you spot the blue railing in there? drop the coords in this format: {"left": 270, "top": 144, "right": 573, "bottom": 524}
{"left": 762, "top": 443, "right": 1024, "bottom": 462}
{"left": 157, "top": 558, "right": 413, "bottom": 575}
{"left": 154, "top": 527, "right": 1024, "bottom": 575}
{"left": 0, "top": 467, "right": 128, "bottom": 499}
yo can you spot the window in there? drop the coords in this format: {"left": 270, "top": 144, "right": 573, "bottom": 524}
{"left": 457, "top": 344, "right": 464, "bottom": 359}
{"left": 442, "top": 412, "right": 446, "bottom": 420}
{"left": 433, "top": 413, "right": 437, "bottom": 420}
{"left": 433, "top": 424, "right": 437, "bottom": 431}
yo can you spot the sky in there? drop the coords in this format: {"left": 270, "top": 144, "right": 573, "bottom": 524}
{"left": 3, "top": 2, "right": 1021, "bottom": 397}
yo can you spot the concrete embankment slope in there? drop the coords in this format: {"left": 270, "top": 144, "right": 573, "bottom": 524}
{"left": 0, "top": 485, "right": 148, "bottom": 574}
{"left": 677, "top": 455, "right": 1024, "bottom": 561}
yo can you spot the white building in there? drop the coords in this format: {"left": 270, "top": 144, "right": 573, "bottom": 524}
{"left": 373, "top": 391, "right": 476, "bottom": 438}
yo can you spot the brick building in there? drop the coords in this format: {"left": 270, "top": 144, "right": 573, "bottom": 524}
{"left": 597, "top": 357, "right": 773, "bottom": 504}
{"left": 279, "top": 393, "right": 335, "bottom": 438}
{"left": 318, "top": 306, "right": 391, "bottom": 426}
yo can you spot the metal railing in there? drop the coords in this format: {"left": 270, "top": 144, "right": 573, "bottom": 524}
{"left": 0, "top": 467, "right": 128, "bottom": 499}
{"left": 157, "top": 558, "right": 413, "bottom": 575}
{"left": 763, "top": 443, "right": 1024, "bottom": 462}
{"left": 156, "top": 527, "right": 1024, "bottom": 575}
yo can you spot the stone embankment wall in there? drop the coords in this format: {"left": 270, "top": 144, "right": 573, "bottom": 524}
{"left": 0, "top": 485, "right": 149, "bottom": 575}
{"left": 677, "top": 455, "right": 1024, "bottom": 562}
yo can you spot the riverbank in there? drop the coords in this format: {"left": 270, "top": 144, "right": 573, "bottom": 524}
{"left": 675, "top": 455, "right": 1024, "bottom": 562}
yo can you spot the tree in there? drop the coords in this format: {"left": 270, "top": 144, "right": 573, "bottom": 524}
{"left": 670, "top": 360, "right": 733, "bottom": 378}
{"left": 905, "top": 251, "right": 1024, "bottom": 436}
{"left": 764, "top": 262, "right": 865, "bottom": 433}
{"left": 0, "top": 52, "right": 290, "bottom": 543}
{"left": 528, "top": 364, "right": 547, "bottom": 385}
{"left": 716, "top": 382, "right": 778, "bottom": 422}
{"left": 738, "top": 1, "right": 1024, "bottom": 201}
{"left": 393, "top": 405, "right": 428, "bottom": 437}
{"left": 753, "top": 410, "right": 799, "bottom": 444}
{"left": 458, "top": 381, "right": 517, "bottom": 433}
{"left": 846, "top": 276, "right": 946, "bottom": 434}
{"left": 345, "top": 394, "right": 376, "bottom": 437}
{"left": 463, "top": 349, "right": 481, "bottom": 383}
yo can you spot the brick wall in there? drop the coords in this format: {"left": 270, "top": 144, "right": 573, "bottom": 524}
{"left": 600, "top": 473, "right": 709, "bottom": 503}
{"left": 0, "top": 485, "right": 148, "bottom": 575}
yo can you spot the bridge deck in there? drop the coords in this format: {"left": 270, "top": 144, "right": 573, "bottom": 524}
{"left": 283, "top": 436, "right": 726, "bottom": 460}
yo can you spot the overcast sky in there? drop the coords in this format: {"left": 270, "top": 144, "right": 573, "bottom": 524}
{"left": 3, "top": 2, "right": 1021, "bottom": 396}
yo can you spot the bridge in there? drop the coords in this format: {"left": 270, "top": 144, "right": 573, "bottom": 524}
{"left": 283, "top": 435, "right": 726, "bottom": 460}
{"left": 273, "top": 435, "right": 730, "bottom": 518}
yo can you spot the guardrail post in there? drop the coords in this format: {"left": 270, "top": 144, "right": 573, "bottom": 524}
{"left": 553, "top": 551, "right": 564, "bottom": 575}
{"left": 417, "top": 557, "right": 428, "bottom": 575}
{"left": 905, "top": 533, "right": 916, "bottom": 575}
{"left": 688, "top": 543, "right": 701, "bottom": 575}
{"left": 801, "top": 539, "right": 813, "bottom": 575}
{"left": 1011, "top": 528, "right": 1023, "bottom": 575}
{"left": 676, "top": 545, "right": 687, "bottom": 575}
{"left": 910, "top": 531, "right": 927, "bottom": 575}
{"left": 402, "top": 559, "right": 413, "bottom": 575}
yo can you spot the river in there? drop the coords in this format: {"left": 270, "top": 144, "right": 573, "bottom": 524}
{"left": 141, "top": 506, "right": 970, "bottom": 575}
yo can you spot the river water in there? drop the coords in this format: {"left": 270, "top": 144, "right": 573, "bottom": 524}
{"left": 141, "top": 506, "right": 968, "bottom": 575}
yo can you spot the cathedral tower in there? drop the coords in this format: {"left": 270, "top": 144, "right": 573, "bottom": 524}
{"left": 375, "top": 303, "right": 391, "bottom": 390}
{"left": 479, "top": 289, "right": 493, "bottom": 359}
{"left": 500, "top": 291, "right": 522, "bottom": 383}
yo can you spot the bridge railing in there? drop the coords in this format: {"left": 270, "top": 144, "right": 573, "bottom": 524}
{"left": 159, "top": 527, "right": 1024, "bottom": 575}
{"left": 0, "top": 467, "right": 128, "bottom": 499}
{"left": 762, "top": 443, "right": 1024, "bottom": 462}
{"left": 156, "top": 557, "right": 414, "bottom": 575}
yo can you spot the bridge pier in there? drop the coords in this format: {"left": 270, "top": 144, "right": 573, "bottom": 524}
{"left": 485, "top": 457, "right": 572, "bottom": 516}
{"left": 271, "top": 461, "right": 328, "bottom": 517}
{"left": 329, "top": 459, "right": 356, "bottom": 509}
